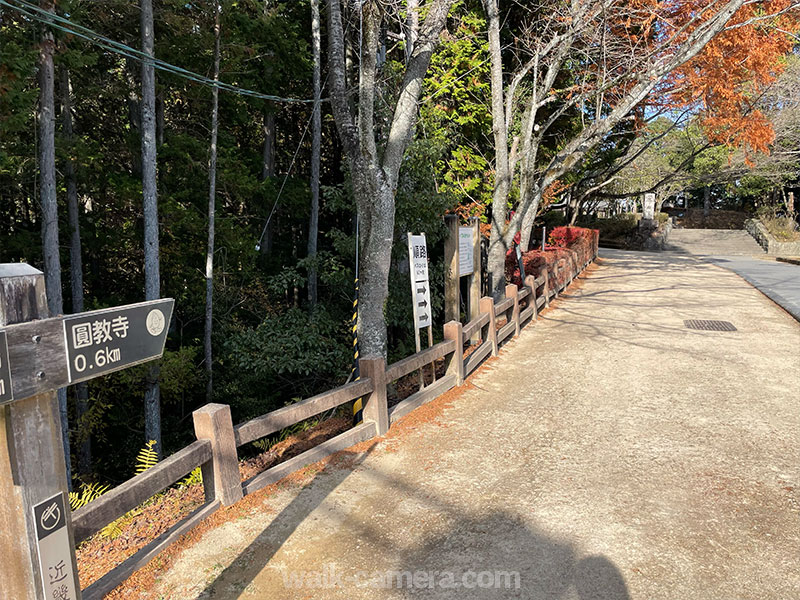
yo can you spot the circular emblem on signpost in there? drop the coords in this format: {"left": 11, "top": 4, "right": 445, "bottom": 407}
{"left": 146, "top": 309, "right": 166, "bottom": 337}
{"left": 40, "top": 502, "right": 61, "bottom": 531}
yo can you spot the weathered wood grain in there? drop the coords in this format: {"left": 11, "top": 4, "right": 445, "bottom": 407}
{"left": 234, "top": 378, "right": 373, "bottom": 446}
{"left": 464, "top": 341, "right": 493, "bottom": 376}
{"left": 388, "top": 374, "right": 457, "bottom": 424}
{"left": 242, "top": 422, "right": 377, "bottom": 496}
{"left": 71, "top": 440, "right": 211, "bottom": 544}
{"left": 193, "top": 404, "right": 243, "bottom": 507}
{"left": 81, "top": 500, "right": 220, "bottom": 600}
{"left": 385, "top": 339, "right": 456, "bottom": 382}
{"left": 462, "top": 312, "right": 489, "bottom": 340}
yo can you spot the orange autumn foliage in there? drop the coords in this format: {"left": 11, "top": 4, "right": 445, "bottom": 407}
{"left": 665, "top": 0, "right": 800, "bottom": 155}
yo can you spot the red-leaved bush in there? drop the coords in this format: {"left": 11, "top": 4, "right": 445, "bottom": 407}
{"left": 505, "top": 226, "right": 598, "bottom": 290}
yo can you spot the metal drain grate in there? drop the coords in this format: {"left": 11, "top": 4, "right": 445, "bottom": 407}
{"left": 684, "top": 319, "right": 737, "bottom": 332}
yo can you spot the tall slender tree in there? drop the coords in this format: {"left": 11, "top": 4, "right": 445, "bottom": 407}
{"left": 205, "top": 0, "right": 221, "bottom": 402}
{"left": 39, "top": 0, "right": 71, "bottom": 484}
{"left": 307, "top": 0, "right": 321, "bottom": 306}
{"left": 61, "top": 65, "right": 90, "bottom": 474}
{"left": 140, "top": 0, "right": 162, "bottom": 456}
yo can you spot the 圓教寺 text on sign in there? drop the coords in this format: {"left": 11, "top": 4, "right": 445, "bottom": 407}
{"left": 63, "top": 299, "right": 173, "bottom": 385}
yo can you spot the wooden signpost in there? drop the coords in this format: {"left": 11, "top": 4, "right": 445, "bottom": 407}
{"left": 0, "top": 264, "right": 173, "bottom": 600}
{"left": 407, "top": 234, "right": 435, "bottom": 388}
{"left": 444, "top": 215, "right": 481, "bottom": 342}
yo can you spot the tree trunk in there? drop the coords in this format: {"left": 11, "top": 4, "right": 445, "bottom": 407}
{"left": 205, "top": 2, "right": 221, "bottom": 403}
{"left": 39, "top": 0, "right": 72, "bottom": 486}
{"left": 703, "top": 185, "right": 711, "bottom": 218}
{"left": 260, "top": 110, "right": 275, "bottom": 181}
{"left": 484, "top": 0, "right": 512, "bottom": 297}
{"left": 307, "top": 0, "right": 321, "bottom": 307}
{"left": 326, "top": 0, "right": 452, "bottom": 358}
{"left": 141, "top": 0, "right": 162, "bottom": 456}
{"left": 61, "top": 66, "right": 91, "bottom": 475}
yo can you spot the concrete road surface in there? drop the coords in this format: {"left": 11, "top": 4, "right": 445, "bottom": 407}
{"left": 151, "top": 250, "right": 800, "bottom": 600}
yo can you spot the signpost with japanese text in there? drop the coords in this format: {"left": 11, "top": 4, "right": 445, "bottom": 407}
{"left": 408, "top": 234, "right": 436, "bottom": 388}
{"left": 0, "top": 263, "right": 173, "bottom": 600}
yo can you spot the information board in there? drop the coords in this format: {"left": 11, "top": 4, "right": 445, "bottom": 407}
{"left": 458, "top": 227, "right": 474, "bottom": 276}
{"left": 408, "top": 234, "right": 432, "bottom": 329}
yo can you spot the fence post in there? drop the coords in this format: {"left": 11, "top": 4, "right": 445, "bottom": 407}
{"left": 359, "top": 357, "right": 389, "bottom": 436}
{"left": 479, "top": 296, "right": 499, "bottom": 356}
{"left": 444, "top": 215, "right": 459, "bottom": 323}
{"left": 543, "top": 268, "right": 551, "bottom": 308}
{"left": 192, "top": 403, "right": 243, "bottom": 507}
{"left": 443, "top": 320, "right": 464, "bottom": 385}
{"left": 0, "top": 264, "right": 81, "bottom": 600}
{"left": 506, "top": 284, "right": 520, "bottom": 337}
{"left": 524, "top": 275, "right": 537, "bottom": 321}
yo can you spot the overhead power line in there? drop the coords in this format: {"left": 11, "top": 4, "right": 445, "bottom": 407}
{"left": 0, "top": 0, "right": 317, "bottom": 104}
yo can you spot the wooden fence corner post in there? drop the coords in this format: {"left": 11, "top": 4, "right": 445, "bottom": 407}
{"left": 524, "top": 275, "right": 538, "bottom": 321}
{"left": 0, "top": 264, "right": 80, "bottom": 600}
{"left": 192, "top": 403, "right": 243, "bottom": 506}
{"left": 443, "top": 320, "right": 464, "bottom": 385}
{"left": 444, "top": 215, "right": 459, "bottom": 323}
{"left": 358, "top": 357, "right": 389, "bottom": 436}
{"left": 479, "top": 296, "right": 499, "bottom": 356}
{"left": 506, "top": 284, "right": 520, "bottom": 337}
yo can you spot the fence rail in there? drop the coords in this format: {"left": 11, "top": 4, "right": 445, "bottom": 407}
{"left": 73, "top": 240, "right": 598, "bottom": 598}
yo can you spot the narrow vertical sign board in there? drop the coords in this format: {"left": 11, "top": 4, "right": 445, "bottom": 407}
{"left": 0, "top": 330, "right": 11, "bottom": 403}
{"left": 33, "top": 492, "right": 78, "bottom": 600}
{"left": 458, "top": 227, "right": 474, "bottom": 277}
{"left": 408, "top": 234, "right": 431, "bottom": 329}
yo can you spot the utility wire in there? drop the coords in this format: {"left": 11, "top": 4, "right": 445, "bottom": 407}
{"left": 0, "top": 0, "right": 318, "bottom": 104}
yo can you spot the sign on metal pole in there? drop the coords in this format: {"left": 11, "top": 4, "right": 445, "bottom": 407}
{"left": 63, "top": 299, "right": 173, "bottom": 385}
{"left": 458, "top": 227, "right": 474, "bottom": 276}
{"left": 33, "top": 492, "right": 78, "bottom": 600}
{"left": 408, "top": 234, "right": 432, "bottom": 330}
{"left": 0, "top": 330, "right": 12, "bottom": 403}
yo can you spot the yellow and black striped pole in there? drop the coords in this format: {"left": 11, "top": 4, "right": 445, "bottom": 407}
{"left": 351, "top": 275, "right": 363, "bottom": 424}
{"left": 352, "top": 215, "right": 363, "bottom": 425}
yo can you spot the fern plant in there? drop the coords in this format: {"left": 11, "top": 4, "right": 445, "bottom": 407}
{"left": 69, "top": 482, "right": 110, "bottom": 511}
{"left": 179, "top": 467, "right": 203, "bottom": 488}
{"left": 135, "top": 439, "right": 159, "bottom": 474}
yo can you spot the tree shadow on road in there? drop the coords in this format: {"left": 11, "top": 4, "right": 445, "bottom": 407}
{"left": 194, "top": 445, "right": 630, "bottom": 600}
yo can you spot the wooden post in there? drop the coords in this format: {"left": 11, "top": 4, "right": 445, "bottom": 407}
{"left": 192, "top": 403, "right": 243, "bottom": 507}
{"left": 506, "top": 284, "right": 520, "bottom": 337}
{"left": 525, "top": 275, "right": 538, "bottom": 321}
{"left": 359, "top": 357, "right": 388, "bottom": 436}
{"left": 443, "top": 321, "right": 464, "bottom": 385}
{"left": 479, "top": 296, "right": 499, "bottom": 357}
{"left": 543, "top": 268, "right": 550, "bottom": 308}
{"left": 0, "top": 264, "right": 81, "bottom": 600}
{"left": 468, "top": 217, "right": 481, "bottom": 344}
{"left": 444, "top": 215, "right": 459, "bottom": 323}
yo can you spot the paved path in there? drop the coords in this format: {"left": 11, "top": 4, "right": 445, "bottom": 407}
{"left": 666, "top": 228, "right": 765, "bottom": 256}
{"left": 152, "top": 250, "right": 800, "bottom": 600}
{"left": 663, "top": 228, "right": 800, "bottom": 321}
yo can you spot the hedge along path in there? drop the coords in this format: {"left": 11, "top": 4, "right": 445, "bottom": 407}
{"left": 145, "top": 250, "right": 800, "bottom": 600}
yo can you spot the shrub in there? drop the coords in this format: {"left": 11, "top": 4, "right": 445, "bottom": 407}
{"left": 506, "top": 226, "right": 598, "bottom": 289}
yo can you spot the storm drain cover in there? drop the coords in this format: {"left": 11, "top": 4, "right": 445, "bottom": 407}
{"left": 684, "top": 319, "right": 737, "bottom": 332}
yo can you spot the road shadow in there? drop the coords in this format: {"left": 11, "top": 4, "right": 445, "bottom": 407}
{"left": 194, "top": 444, "right": 630, "bottom": 599}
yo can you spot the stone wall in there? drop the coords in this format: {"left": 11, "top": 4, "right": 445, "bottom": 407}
{"left": 745, "top": 219, "right": 800, "bottom": 256}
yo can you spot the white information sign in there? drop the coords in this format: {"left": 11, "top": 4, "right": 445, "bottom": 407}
{"left": 643, "top": 193, "right": 656, "bottom": 220}
{"left": 458, "top": 227, "right": 474, "bottom": 276}
{"left": 408, "top": 234, "right": 432, "bottom": 330}
{"left": 33, "top": 492, "right": 77, "bottom": 600}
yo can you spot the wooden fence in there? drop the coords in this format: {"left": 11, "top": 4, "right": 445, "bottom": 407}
{"left": 75, "top": 246, "right": 597, "bottom": 599}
